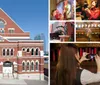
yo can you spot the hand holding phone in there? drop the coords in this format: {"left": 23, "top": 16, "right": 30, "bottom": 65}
{"left": 86, "top": 54, "right": 96, "bottom": 60}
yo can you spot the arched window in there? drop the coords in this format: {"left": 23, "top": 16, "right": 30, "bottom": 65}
{"left": 7, "top": 49, "right": 9, "bottom": 56}
{"left": 8, "top": 28, "right": 15, "bottom": 33}
{"left": 27, "top": 62, "right": 30, "bottom": 71}
{"left": 11, "top": 49, "right": 13, "bottom": 56}
{"left": 22, "top": 48, "right": 25, "bottom": 52}
{"left": 31, "top": 62, "right": 34, "bottom": 71}
{"left": 0, "top": 20, "right": 5, "bottom": 28}
{"left": 36, "top": 61, "right": 39, "bottom": 71}
{"left": 22, "top": 62, "right": 25, "bottom": 71}
{"left": 3, "top": 49, "right": 5, "bottom": 56}
{"left": 27, "top": 48, "right": 29, "bottom": 52}
{"left": 35, "top": 48, "right": 39, "bottom": 55}
{"left": 31, "top": 48, "right": 34, "bottom": 55}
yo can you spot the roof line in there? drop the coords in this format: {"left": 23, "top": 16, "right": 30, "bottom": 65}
{"left": 0, "top": 8, "right": 25, "bottom": 32}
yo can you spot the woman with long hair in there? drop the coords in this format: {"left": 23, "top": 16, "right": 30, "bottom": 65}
{"left": 85, "top": 0, "right": 100, "bottom": 20}
{"left": 56, "top": 44, "right": 100, "bottom": 85}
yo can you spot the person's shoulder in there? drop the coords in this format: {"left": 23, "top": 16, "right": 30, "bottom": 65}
{"left": 77, "top": 67, "right": 84, "bottom": 73}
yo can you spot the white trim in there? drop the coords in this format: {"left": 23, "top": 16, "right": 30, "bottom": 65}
{"left": 27, "top": 70, "right": 30, "bottom": 72}
{"left": 8, "top": 28, "right": 15, "bottom": 30}
{"left": 4, "top": 37, "right": 30, "bottom": 39}
{"left": 27, "top": 60, "right": 30, "bottom": 63}
{"left": 17, "top": 63, "right": 44, "bottom": 65}
{"left": 0, "top": 8, "right": 25, "bottom": 32}
{"left": 13, "top": 61, "right": 17, "bottom": 65}
{"left": 22, "top": 70, "right": 26, "bottom": 72}
{"left": 0, "top": 17, "right": 7, "bottom": 25}
{"left": 0, "top": 62, "right": 3, "bottom": 65}
{"left": 22, "top": 60, "right": 26, "bottom": 63}
{"left": 18, "top": 57, "right": 44, "bottom": 59}
{"left": 0, "top": 43, "right": 43, "bottom": 47}
{"left": 31, "top": 70, "right": 34, "bottom": 72}
{"left": 35, "top": 70, "right": 39, "bottom": 72}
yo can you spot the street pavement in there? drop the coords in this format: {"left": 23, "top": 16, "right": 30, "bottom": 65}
{"left": 25, "top": 80, "right": 48, "bottom": 85}
{"left": 0, "top": 79, "right": 48, "bottom": 85}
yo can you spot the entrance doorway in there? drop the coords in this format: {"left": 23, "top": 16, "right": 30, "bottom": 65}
{"left": 3, "top": 61, "right": 14, "bottom": 78}
{"left": 3, "top": 61, "right": 13, "bottom": 74}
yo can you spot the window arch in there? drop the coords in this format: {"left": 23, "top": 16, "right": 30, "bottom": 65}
{"left": 35, "top": 48, "right": 40, "bottom": 56}
{"left": 11, "top": 49, "right": 13, "bottom": 56}
{"left": 22, "top": 47, "right": 25, "bottom": 52}
{"left": 27, "top": 61, "right": 30, "bottom": 71}
{"left": 7, "top": 49, "right": 9, "bottom": 56}
{"left": 3, "top": 49, "right": 5, "bottom": 56}
{"left": 31, "top": 61, "right": 34, "bottom": 71}
{"left": 22, "top": 61, "right": 26, "bottom": 71}
{"left": 31, "top": 48, "right": 34, "bottom": 55}
{"left": 27, "top": 48, "right": 30, "bottom": 52}
{"left": 35, "top": 60, "right": 39, "bottom": 71}
{"left": 0, "top": 19, "right": 5, "bottom": 28}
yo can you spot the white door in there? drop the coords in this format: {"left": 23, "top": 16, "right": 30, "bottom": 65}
{"left": 3, "top": 67, "right": 12, "bottom": 74}
{"left": 3, "top": 61, "right": 13, "bottom": 74}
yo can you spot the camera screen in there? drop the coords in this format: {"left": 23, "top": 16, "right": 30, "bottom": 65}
{"left": 86, "top": 54, "right": 96, "bottom": 59}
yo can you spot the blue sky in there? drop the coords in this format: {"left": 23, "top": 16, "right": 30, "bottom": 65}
{"left": 0, "top": 0, "right": 48, "bottom": 51}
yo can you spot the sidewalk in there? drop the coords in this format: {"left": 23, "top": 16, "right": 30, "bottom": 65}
{"left": 25, "top": 80, "right": 48, "bottom": 85}
{"left": 0, "top": 79, "right": 27, "bottom": 85}
{"left": 0, "top": 79, "right": 48, "bottom": 85}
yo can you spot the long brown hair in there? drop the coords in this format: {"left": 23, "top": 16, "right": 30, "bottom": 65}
{"left": 56, "top": 44, "right": 78, "bottom": 85}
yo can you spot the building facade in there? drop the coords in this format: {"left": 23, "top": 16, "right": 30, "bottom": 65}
{"left": 0, "top": 8, "right": 44, "bottom": 80}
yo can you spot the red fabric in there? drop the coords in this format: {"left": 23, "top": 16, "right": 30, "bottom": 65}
{"left": 94, "top": 48, "right": 96, "bottom": 54}
{"left": 87, "top": 8, "right": 100, "bottom": 20}
{"left": 80, "top": 48, "right": 83, "bottom": 57}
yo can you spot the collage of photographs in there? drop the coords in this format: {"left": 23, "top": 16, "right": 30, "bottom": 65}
{"left": 50, "top": 0, "right": 100, "bottom": 85}
{"left": 0, "top": 0, "right": 100, "bottom": 85}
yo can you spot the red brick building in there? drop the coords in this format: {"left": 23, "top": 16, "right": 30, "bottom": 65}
{"left": 0, "top": 8, "right": 44, "bottom": 80}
